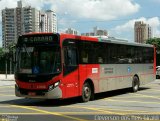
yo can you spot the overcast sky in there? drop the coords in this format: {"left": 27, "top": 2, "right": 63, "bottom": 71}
{"left": 0, "top": 0, "right": 160, "bottom": 47}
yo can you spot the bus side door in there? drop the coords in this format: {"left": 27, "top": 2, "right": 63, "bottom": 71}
{"left": 63, "top": 46, "right": 79, "bottom": 98}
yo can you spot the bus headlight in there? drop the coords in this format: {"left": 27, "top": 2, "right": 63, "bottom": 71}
{"left": 48, "top": 81, "right": 61, "bottom": 91}
{"left": 54, "top": 81, "right": 60, "bottom": 87}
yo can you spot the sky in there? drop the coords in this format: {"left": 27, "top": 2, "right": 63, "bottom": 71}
{"left": 0, "top": 0, "right": 160, "bottom": 47}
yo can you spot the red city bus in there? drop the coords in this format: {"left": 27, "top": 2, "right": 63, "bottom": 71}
{"left": 15, "top": 33, "right": 156, "bottom": 102}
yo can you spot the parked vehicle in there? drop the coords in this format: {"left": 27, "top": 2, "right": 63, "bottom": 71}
{"left": 156, "top": 66, "right": 160, "bottom": 79}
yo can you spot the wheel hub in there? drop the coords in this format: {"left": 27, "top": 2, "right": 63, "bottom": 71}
{"left": 84, "top": 87, "right": 90, "bottom": 98}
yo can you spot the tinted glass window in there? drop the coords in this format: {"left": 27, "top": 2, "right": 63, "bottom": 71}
{"left": 78, "top": 41, "right": 154, "bottom": 64}
{"left": 63, "top": 39, "right": 78, "bottom": 76}
{"left": 17, "top": 46, "right": 61, "bottom": 74}
{"left": 64, "top": 48, "right": 77, "bottom": 66}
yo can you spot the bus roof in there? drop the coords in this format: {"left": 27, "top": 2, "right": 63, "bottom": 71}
{"left": 96, "top": 36, "right": 153, "bottom": 48}
{"left": 19, "top": 33, "right": 153, "bottom": 48}
{"left": 60, "top": 33, "right": 153, "bottom": 48}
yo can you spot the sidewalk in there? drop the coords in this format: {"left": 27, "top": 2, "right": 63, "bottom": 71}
{"left": 0, "top": 74, "right": 15, "bottom": 86}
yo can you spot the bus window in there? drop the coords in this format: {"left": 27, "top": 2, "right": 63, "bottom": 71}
{"left": 81, "top": 51, "right": 88, "bottom": 63}
{"left": 64, "top": 47, "right": 78, "bottom": 76}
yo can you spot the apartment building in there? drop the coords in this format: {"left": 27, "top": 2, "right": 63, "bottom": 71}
{"left": 134, "top": 21, "right": 152, "bottom": 43}
{"left": 2, "top": 1, "right": 57, "bottom": 48}
{"left": 81, "top": 27, "right": 108, "bottom": 37}
{"left": 65, "top": 28, "right": 79, "bottom": 35}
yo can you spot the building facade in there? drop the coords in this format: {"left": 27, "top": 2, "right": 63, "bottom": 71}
{"left": 65, "top": 28, "right": 79, "bottom": 35}
{"left": 46, "top": 10, "right": 57, "bottom": 33}
{"left": 134, "top": 21, "right": 152, "bottom": 43}
{"left": 21, "top": 7, "right": 40, "bottom": 34}
{"left": 40, "top": 10, "right": 57, "bottom": 33}
{"left": 81, "top": 27, "right": 108, "bottom": 37}
{"left": 2, "top": 1, "right": 57, "bottom": 48}
{"left": 2, "top": 8, "right": 16, "bottom": 48}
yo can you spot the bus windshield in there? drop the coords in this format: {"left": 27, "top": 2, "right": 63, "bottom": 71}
{"left": 16, "top": 46, "right": 61, "bottom": 74}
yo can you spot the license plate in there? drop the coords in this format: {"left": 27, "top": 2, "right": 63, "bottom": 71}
{"left": 28, "top": 92, "right": 36, "bottom": 96}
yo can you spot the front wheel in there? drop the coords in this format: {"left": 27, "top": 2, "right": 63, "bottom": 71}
{"left": 132, "top": 76, "right": 140, "bottom": 92}
{"left": 81, "top": 82, "right": 92, "bottom": 102}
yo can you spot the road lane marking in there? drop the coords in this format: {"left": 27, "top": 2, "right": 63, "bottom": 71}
{"left": 0, "top": 90, "right": 13, "bottom": 93}
{"left": 0, "top": 86, "right": 14, "bottom": 89}
{"left": 63, "top": 105, "right": 126, "bottom": 115}
{"left": 0, "top": 104, "right": 154, "bottom": 115}
{"left": 0, "top": 112, "right": 119, "bottom": 115}
{"left": 63, "top": 105, "right": 156, "bottom": 114}
{"left": 105, "top": 98, "right": 160, "bottom": 105}
{"left": 0, "top": 113, "right": 46, "bottom": 115}
{"left": 138, "top": 89, "right": 160, "bottom": 94}
{"left": 1, "top": 111, "right": 160, "bottom": 115}
{"left": 0, "top": 94, "right": 15, "bottom": 96}
{"left": 53, "top": 111, "right": 160, "bottom": 115}
{"left": 62, "top": 105, "right": 155, "bottom": 120}
{"left": 0, "top": 104, "right": 153, "bottom": 115}
{"left": 58, "top": 111, "right": 160, "bottom": 115}
{"left": 111, "top": 96, "right": 145, "bottom": 99}
{"left": 133, "top": 93, "right": 160, "bottom": 100}
{"left": 112, "top": 93, "right": 160, "bottom": 100}
{"left": 11, "top": 105, "right": 87, "bottom": 121}
{"left": 0, "top": 106, "right": 12, "bottom": 108}
{"left": 149, "top": 89, "right": 160, "bottom": 92}
{"left": 96, "top": 107, "right": 149, "bottom": 113}
{"left": 0, "top": 104, "right": 156, "bottom": 120}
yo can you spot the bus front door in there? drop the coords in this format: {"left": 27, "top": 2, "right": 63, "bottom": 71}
{"left": 63, "top": 47, "right": 79, "bottom": 98}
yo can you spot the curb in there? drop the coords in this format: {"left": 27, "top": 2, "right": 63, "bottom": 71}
{"left": 0, "top": 80, "right": 15, "bottom": 81}
{"left": 0, "top": 81, "right": 15, "bottom": 86}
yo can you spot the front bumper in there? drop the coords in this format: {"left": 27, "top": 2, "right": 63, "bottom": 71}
{"left": 15, "top": 84, "right": 62, "bottom": 99}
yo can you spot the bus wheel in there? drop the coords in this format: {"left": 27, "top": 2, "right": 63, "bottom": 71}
{"left": 82, "top": 82, "right": 92, "bottom": 102}
{"left": 132, "top": 76, "right": 139, "bottom": 92}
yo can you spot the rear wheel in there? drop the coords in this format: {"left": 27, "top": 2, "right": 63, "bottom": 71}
{"left": 132, "top": 76, "right": 140, "bottom": 92}
{"left": 82, "top": 82, "right": 92, "bottom": 102}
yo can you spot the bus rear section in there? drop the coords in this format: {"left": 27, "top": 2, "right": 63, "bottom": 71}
{"left": 77, "top": 38, "right": 155, "bottom": 101}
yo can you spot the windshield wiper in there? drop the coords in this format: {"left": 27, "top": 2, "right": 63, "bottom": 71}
{"left": 23, "top": 44, "right": 31, "bottom": 57}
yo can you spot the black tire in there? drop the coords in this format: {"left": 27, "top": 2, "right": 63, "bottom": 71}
{"left": 156, "top": 75, "right": 159, "bottom": 79}
{"left": 81, "top": 82, "right": 92, "bottom": 102}
{"left": 132, "top": 76, "right": 140, "bottom": 92}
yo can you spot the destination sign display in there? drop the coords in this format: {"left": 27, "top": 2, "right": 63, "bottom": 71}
{"left": 23, "top": 36, "right": 54, "bottom": 43}
{"left": 17, "top": 34, "right": 59, "bottom": 45}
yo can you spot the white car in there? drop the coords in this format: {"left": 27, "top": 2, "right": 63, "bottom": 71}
{"left": 156, "top": 66, "right": 160, "bottom": 79}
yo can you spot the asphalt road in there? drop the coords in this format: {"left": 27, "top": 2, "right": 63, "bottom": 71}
{"left": 0, "top": 80, "right": 160, "bottom": 121}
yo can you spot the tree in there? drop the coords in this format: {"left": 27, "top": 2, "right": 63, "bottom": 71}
{"left": 0, "top": 48, "right": 6, "bottom": 73}
{"left": 0, "top": 47, "right": 5, "bottom": 58}
{"left": 146, "top": 38, "right": 160, "bottom": 52}
{"left": 0, "top": 42, "right": 16, "bottom": 74}
{"left": 146, "top": 37, "right": 160, "bottom": 66}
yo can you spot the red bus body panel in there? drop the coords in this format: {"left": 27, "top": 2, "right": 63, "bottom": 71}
{"left": 60, "top": 34, "right": 99, "bottom": 98}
